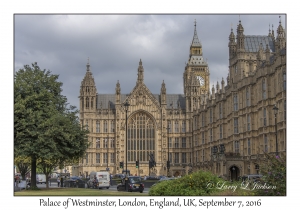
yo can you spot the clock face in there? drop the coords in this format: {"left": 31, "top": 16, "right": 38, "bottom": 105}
{"left": 197, "top": 76, "right": 205, "bottom": 86}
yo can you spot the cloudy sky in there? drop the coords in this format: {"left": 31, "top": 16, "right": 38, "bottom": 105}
{"left": 14, "top": 14, "right": 286, "bottom": 109}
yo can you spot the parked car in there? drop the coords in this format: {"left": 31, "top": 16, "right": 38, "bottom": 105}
{"left": 145, "top": 176, "right": 159, "bottom": 180}
{"left": 242, "top": 174, "right": 263, "bottom": 183}
{"left": 64, "top": 176, "right": 85, "bottom": 187}
{"left": 114, "top": 174, "right": 125, "bottom": 179}
{"left": 88, "top": 171, "right": 110, "bottom": 189}
{"left": 117, "top": 176, "right": 144, "bottom": 193}
{"left": 36, "top": 174, "right": 47, "bottom": 184}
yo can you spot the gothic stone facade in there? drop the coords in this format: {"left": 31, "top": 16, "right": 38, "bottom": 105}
{"left": 76, "top": 20, "right": 286, "bottom": 180}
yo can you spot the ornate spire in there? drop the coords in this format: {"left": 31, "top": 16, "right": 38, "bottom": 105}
{"left": 137, "top": 59, "right": 144, "bottom": 84}
{"left": 116, "top": 80, "right": 121, "bottom": 95}
{"left": 86, "top": 57, "right": 90, "bottom": 71}
{"left": 191, "top": 19, "right": 201, "bottom": 47}
{"left": 161, "top": 80, "right": 166, "bottom": 94}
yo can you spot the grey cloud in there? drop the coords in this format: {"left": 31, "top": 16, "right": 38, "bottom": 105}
{"left": 14, "top": 14, "right": 286, "bottom": 110}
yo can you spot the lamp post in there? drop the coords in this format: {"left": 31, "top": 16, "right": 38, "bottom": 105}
{"left": 167, "top": 126, "right": 170, "bottom": 177}
{"left": 106, "top": 135, "right": 109, "bottom": 170}
{"left": 124, "top": 100, "right": 130, "bottom": 191}
{"left": 273, "top": 104, "right": 279, "bottom": 156}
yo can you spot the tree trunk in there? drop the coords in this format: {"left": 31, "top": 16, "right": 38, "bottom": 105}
{"left": 45, "top": 172, "right": 49, "bottom": 189}
{"left": 31, "top": 156, "right": 37, "bottom": 188}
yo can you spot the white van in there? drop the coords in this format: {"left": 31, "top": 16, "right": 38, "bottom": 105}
{"left": 36, "top": 174, "right": 47, "bottom": 184}
{"left": 89, "top": 171, "right": 110, "bottom": 189}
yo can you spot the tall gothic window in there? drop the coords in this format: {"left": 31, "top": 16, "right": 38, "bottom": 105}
{"left": 202, "top": 132, "right": 205, "bottom": 144}
{"left": 96, "top": 121, "right": 100, "bottom": 133}
{"left": 247, "top": 114, "right": 251, "bottom": 131}
{"left": 182, "top": 137, "right": 186, "bottom": 148}
{"left": 91, "top": 97, "right": 94, "bottom": 109}
{"left": 234, "top": 141, "right": 240, "bottom": 153}
{"left": 96, "top": 138, "right": 100, "bottom": 148}
{"left": 168, "top": 120, "right": 172, "bottom": 133}
{"left": 233, "top": 93, "right": 238, "bottom": 111}
{"left": 182, "top": 121, "right": 186, "bottom": 133}
{"left": 168, "top": 137, "right": 172, "bottom": 148}
{"left": 96, "top": 153, "right": 100, "bottom": 163}
{"left": 263, "top": 108, "right": 267, "bottom": 126}
{"left": 103, "top": 138, "right": 108, "bottom": 148}
{"left": 210, "top": 129, "right": 213, "bottom": 142}
{"left": 175, "top": 138, "right": 179, "bottom": 148}
{"left": 219, "top": 103, "right": 222, "bottom": 119}
{"left": 181, "top": 153, "right": 187, "bottom": 163}
{"left": 219, "top": 125, "right": 223, "bottom": 139}
{"left": 110, "top": 153, "right": 115, "bottom": 163}
{"left": 103, "top": 153, "right": 108, "bottom": 164}
{"left": 104, "top": 121, "right": 108, "bottom": 133}
{"left": 86, "top": 97, "right": 89, "bottom": 108}
{"left": 175, "top": 121, "right": 179, "bottom": 133}
{"left": 264, "top": 135, "right": 268, "bottom": 152}
{"left": 128, "top": 112, "right": 155, "bottom": 162}
{"left": 210, "top": 109, "right": 213, "bottom": 123}
{"left": 246, "top": 88, "right": 250, "bottom": 107}
{"left": 169, "top": 153, "right": 172, "bottom": 163}
{"left": 110, "top": 138, "right": 115, "bottom": 148}
{"left": 110, "top": 120, "right": 115, "bottom": 133}
{"left": 202, "top": 113, "right": 205, "bottom": 126}
{"left": 234, "top": 118, "right": 239, "bottom": 133}
{"left": 262, "top": 78, "right": 267, "bottom": 99}
{"left": 247, "top": 139, "right": 251, "bottom": 155}
{"left": 174, "top": 153, "right": 179, "bottom": 163}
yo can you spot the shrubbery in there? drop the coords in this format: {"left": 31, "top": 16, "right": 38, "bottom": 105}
{"left": 255, "top": 153, "right": 286, "bottom": 196}
{"left": 148, "top": 170, "right": 222, "bottom": 196}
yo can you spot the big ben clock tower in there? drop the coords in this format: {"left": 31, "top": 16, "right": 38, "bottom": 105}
{"left": 184, "top": 20, "right": 210, "bottom": 112}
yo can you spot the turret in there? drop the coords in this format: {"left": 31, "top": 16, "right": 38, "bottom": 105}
{"left": 115, "top": 80, "right": 121, "bottom": 104}
{"left": 236, "top": 20, "right": 245, "bottom": 52}
{"left": 275, "top": 17, "right": 286, "bottom": 54}
{"left": 160, "top": 80, "right": 166, "bottom": 105}
{"left": 137, "top": 59, "right": 144, "bottom": 84}
{"left": 80, "top": 58, "right": 97, "bottom": 112}
{"left": 228, "top": 27, "right": 236, "bottom": 58}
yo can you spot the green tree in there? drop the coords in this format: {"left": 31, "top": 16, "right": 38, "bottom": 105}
{"left": 14, "top": 62, "right": 89, "bottom": 189}
{"left": 14, "top": 156, "right": 31, "bottom": 181}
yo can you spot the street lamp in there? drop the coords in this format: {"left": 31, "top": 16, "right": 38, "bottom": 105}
{"left": 106, "top": 135, "right": 109, "bottom": 170}
{"left": 273, "top": 104, "right": 279, "bottom": 156}
{"left": 124, "top": 100, "right": 130, "bottom": 191}
{"left": 167, "top": 126, "right": 170, "bottom": 177}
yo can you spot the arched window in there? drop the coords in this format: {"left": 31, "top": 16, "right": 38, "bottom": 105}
{"left": 262, "top": 79, "right": 267, "bottom": 99}
{"left": 86, "top": 97, "right": 89, "bottom": 108}
{"left": 127, "top": 112, "right": 155, "bottom": 162}
{"left": 246, "top": 88, "right": 250, "bottom": 107}
{"left": 103, "top": 121, "right": 108, "bottom": 133}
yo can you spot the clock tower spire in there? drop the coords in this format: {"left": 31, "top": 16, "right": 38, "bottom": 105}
{"left": 184, "top": 20, "right": 210, "bottom": 107}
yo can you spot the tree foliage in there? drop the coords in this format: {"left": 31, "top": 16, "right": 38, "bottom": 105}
{"left": 14, "top": 63, "right": 89, "bottom": 189}
{"left": 14, "top": 156, "right": 31, "bottom": 181}
{"left": 255, "top": 153, "right": 286, "bottom": 196}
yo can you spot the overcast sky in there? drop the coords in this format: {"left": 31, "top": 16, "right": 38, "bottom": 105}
{"left": 14, "top": 14, "right": 286, "bottom": 109}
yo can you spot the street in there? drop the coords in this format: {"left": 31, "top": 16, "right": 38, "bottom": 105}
{"left": 14, "top": 181, "right": 150, "bottom": 194}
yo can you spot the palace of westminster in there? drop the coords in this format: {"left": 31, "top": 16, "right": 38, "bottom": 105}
{"left": 73, "top": 19, "right": 286, "bottom": 180}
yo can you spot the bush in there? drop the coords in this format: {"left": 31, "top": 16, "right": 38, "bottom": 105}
{"left": 148, "top": 170, "right": 222, "bottom": 196}
{"left": 255, "top": 153, "right": 286, "bottom": 196}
